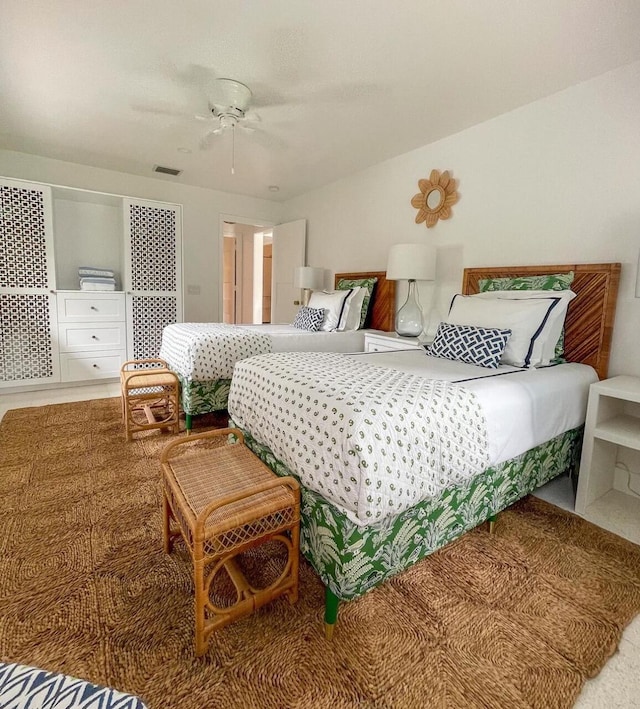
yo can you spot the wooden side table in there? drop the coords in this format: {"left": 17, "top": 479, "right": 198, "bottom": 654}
{"left": 160, "top": 428, "right": 300, "bottom": 656}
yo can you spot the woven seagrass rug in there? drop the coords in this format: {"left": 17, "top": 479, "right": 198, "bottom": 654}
{"left": 1, "top": 398, "right": 640, "bottom": 709}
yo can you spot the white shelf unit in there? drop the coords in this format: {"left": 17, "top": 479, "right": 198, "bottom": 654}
{"left": 575, "top": 375, "right": 640, "bottom": 516}
{"left": 0, "top": 176, "right": 183, "bottom": 390}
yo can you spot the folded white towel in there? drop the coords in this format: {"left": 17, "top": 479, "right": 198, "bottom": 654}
{"left": 80, "top": 276, "right": 116, "bottom": 285}
{"left": 78, "top": 267, "right": 116, "bottom": 278}
{"left": 80, "top": 281, "right": 116, "bottom": 291}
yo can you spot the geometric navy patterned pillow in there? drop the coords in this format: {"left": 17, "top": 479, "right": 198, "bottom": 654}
{"left": 426, "top": 322, "right": 512, "bottom": 369}
{"left": 292, "top": 306, "right": 325, "bottom": 331}
{"left": 0, "top": 662, "right": 149, "bottom": 708}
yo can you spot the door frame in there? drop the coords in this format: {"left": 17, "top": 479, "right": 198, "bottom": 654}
{"left": 218, "top": 213, "right": 275, "bottom": 322}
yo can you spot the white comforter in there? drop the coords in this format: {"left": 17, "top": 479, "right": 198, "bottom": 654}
{"left": 228, "top": 350, "right": 597, "bottom": 526}
{"left": 229, "top": 352, "right": 491, "bottom": 525}
{"left": 159, "top": 323, "right": 368, "bottom": 381}
{"left": 160, "top": 323, "right": 272, "bottom": 380}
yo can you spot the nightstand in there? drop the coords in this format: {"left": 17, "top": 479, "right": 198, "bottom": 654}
{"left": 364, "top": 331, "right": 426, "bottom": 353}
{"left": 575, "top": 375, "right": 640, "bottom": 516}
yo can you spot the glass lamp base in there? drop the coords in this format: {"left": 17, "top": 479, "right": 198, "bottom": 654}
{"left": 395, "top": 280, "right": 423, "bottom": 337}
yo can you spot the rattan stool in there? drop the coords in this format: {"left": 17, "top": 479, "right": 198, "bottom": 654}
{"left": 121, "top": 358, "right": 180, "bottom": 441}
{"left": 160, "top": 428, "right": 301, "bottom": 656}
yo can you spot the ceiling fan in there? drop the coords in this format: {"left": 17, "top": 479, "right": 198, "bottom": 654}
{"left": 195, "top": 79, "right": 262, "bottom": 171}
{"left": 133, "top": 72, "right": 279, "bottom": 174}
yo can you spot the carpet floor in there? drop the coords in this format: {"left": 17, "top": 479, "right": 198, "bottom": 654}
{"left": 1, "top": 397, "right": 640, "bottom": 709}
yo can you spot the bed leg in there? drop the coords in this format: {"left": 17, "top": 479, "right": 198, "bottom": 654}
{"left": 324, "top": 587, "right": 340, "bottom": 641}
{"left": 488, "top": 513, "right": 497, "bottom": 534}
{"left": 185, "top": 414, "right": 192, "bottom": 435}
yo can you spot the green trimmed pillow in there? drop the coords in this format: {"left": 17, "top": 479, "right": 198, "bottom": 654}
{"left": 478, "top": 271, "right": 574, "bottom": 363}
{"left": 478, "top": 271, "right": 574, "bottom": 293}
{"left": 336, "top": 277, "right": 378, "bottom": 329}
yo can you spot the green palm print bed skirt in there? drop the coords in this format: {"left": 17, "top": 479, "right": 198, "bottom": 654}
{"left": 232, "top": 422, "right": 582, "bottom": 601}
{"left": 177, "top": 376, "right": 231, "bottom": 415}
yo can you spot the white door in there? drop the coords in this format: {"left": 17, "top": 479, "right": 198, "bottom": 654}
{"left": 222, "top": 235, "right": 237, "bottom": 324}
{"left": 271, "top": 219, "right": 306, "bottom": 323}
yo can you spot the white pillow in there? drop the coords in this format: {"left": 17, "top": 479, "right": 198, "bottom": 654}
{"left": 446, "top": 295, "right": 562, "bottom": 367}
{"left": 337, "top": 287, "right": 367, "bottom": 331}
{"left": 308, "top": 289, "right": 352, "bottom": 331}
{"left": 472, "top": 290, "right": 576, "bottom": 366}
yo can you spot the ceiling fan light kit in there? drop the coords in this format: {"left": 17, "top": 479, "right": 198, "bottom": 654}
{"left": 196, "top": 78, "right": 264, "bottom": 174}
{"left": 211, "top": 78, "right": 252, "bottom": 111}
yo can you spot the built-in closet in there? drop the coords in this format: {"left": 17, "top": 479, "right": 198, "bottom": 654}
{"left": 0, "top": 177, "right": 182, "bottom": 390}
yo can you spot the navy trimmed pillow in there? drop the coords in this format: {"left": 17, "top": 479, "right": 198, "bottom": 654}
{"left": 292, "top": 306, "right": 325, "bottom": 331}
{"left": 426, "top": 322, "right": 512, "bottom": 369}
{"left": 336, "top": 277, "right": 378, "bottom": 328}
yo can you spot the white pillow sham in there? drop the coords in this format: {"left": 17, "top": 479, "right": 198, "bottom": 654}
{"left": 337, "top": 287, "right": 367, "bottom": 331}
{"left": 308, "top": 289, "right": 352, "bottom": 331}
{"left": 472, "top": 289, "right": 576, "bottom": 366}
{"left": 446, "top": 294, "right": 561, "bottom": 367}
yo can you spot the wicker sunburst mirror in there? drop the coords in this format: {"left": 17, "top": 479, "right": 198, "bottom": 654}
{"left": 411, "top": 170, "right": 459, "bottom": 228}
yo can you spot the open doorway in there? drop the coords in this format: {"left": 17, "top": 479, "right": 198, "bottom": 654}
{"left": 222, "top": 221, "right": 274, "bottom": 324}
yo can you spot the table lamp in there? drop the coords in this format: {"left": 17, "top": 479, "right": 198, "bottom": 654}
{"left": 386, "top": 243, "right": 436, "bottom": 336}
{"left": 294, "top": 266, "right": 324, "bottom": 306}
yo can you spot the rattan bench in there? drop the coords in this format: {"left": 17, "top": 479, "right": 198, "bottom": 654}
{"left": 160, "top": 428, "right": 301, "bottom": 656}
{"left": 121, "top": 358, "right": 180, "bottom": 441}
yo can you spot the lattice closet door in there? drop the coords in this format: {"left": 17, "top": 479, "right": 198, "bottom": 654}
{"left": 0, "top": 179, "right": 60, "bottom": 387}
{"left": 123, "top": 199, "right": 183, "bottom": 361}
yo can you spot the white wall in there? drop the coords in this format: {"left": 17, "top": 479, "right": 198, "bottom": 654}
{"left": 281, "top": 60, "right": 640, "bottom": 377}
{"left": 53, "top": 198, "right": 123, "bottom": 290}
{"left": 0, "top": 150, "right": 283, "bottom": 321}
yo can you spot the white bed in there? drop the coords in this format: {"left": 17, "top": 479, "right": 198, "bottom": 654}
{"left": 225, "top": 262, "right": 621, "bottom": 636}
{"left": 159, "top": 270, "right": 396, "bottom": 430}
{"left": 160, "top": 323, "right": 372, "bottom": 382}
{"left": 229, "top": 349, "right": 598, "bottom": 526}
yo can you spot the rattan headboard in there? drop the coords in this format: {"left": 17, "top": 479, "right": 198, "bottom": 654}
{"left": 462, "top": 263, "right": 621, "bottom": 380}
{"left": 334, "top": 271, "right": 395, "bottom": 332}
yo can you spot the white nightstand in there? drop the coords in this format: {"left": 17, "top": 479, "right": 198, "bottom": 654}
{"left": 364, "top": 331, "right": 426, "bottom": 353}
{"left": 575, "top": 375, "right": 640, "bottom": 516}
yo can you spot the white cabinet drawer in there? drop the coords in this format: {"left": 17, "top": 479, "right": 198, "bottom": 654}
{"left": 59, "top": 350, "right": 126, "bottom": 381}
{"left": 58, "top": 322, "right": 127, "bottom": 352}
{"left": 364, "top": 334, "right": 423, "bottom": 353}
{"left": 57, "top": 292, "right": 126, "bottom": 322}
{"left": 366, "top": 341, "right": 398, "bottom": 352}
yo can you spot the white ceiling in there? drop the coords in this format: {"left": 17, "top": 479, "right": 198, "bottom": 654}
{"left": 2, "top": 1, "right": 639, "bottom": 202}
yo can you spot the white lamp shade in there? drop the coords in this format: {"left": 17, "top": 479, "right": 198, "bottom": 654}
{"left": 386, "top": 243, "right": 436, "bottom": 281}
{"left": 294, "top": 266, "right": 324, "bottom": 290}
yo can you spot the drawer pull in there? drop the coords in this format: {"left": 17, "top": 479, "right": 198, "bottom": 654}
{"left": 91, "top": 335, "right": 99, "bottom": 340}
{"left": 92, "top": 364, "right": 99, "bottom": 368}
{"left": 90, "top": 306, "right": 98, "bottom": 311}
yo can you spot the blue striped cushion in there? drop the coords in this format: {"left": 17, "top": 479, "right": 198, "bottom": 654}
{"left": 426, "top": 322, "right": 511, "bottom": 369}
{"left": 0, "top": 662, "right": 148, "bottom": 709}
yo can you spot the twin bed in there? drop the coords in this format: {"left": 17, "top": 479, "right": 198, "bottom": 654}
{"left": 159, "top": 271, "right": 395, "bottom": 431}
{"left": 223, "top": 262, "right": 620, "bottom": 635}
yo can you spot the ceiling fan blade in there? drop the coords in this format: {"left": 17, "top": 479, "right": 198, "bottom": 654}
{"left": 244, "top": 110, "right": 261, "bottom": 123}
{"left": 199, "top": 130, "right": 221, "bottom": 150}
{"left": 131, "top": 102, "right": 195, "bottom": 119}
